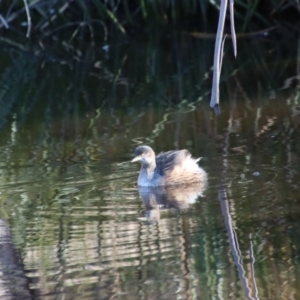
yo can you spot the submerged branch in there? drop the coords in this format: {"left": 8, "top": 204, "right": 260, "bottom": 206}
{"left": 210, "top": 0, "right": 228, "bottom": 113}
{"left": 229, "top": 0, "right": 237, "bottom": 57}
{"left": 210, "top": 0, "right": 237, "bottom": 114}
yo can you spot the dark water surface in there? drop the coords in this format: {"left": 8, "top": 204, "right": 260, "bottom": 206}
{"left": 0, "top": 31, "right": 300, "bottom": 299}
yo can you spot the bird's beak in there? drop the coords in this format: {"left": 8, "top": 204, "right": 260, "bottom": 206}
{"left": 131, "top": 156, "right": 141, "bottom": 163}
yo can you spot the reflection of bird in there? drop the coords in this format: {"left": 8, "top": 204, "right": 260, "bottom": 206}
{"left": 138, "top": 183, "right": 207, "bottom": 224}
{"left": 139, "top": 184, "right": 206, "bottom": 209}
{"left": 131, "top": 145, "right": 207, "bottom": 186}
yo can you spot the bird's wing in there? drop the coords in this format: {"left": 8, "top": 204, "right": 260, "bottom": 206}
{"left": 155, "top": 150, "right": 191, "bottom": 175}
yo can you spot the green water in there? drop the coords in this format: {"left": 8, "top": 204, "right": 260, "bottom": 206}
{"left": 0, "top": 31, "right": 300, "bottom": 300}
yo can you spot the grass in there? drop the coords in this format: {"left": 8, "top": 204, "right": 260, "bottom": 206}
{"left": 0, "top": 0, "right": 299, "bottom": 40}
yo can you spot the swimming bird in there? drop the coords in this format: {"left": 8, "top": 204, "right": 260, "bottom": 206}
{"left": 131, "top": 145, "right": 207, "bottom": 187}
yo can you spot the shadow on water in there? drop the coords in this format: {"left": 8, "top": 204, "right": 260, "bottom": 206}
{"left": 0, "top": 27, "right": 299, "bottom": 299}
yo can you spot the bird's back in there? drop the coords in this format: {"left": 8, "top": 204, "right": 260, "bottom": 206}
{"left": 155, "top": 149, "right": 193, "bottom": 175}
{"left": 153, "top": 149, "right": 206, "bottom": 186}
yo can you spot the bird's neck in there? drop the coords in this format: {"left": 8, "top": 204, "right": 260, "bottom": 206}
{"left": 141, "top": 162, "right": 156, "bottom": 178}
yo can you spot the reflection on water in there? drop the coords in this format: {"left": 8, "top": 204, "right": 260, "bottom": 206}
{"left": 0, "top": 33, "right": 300, "bottom": 298}
{"left": 0, "top": 97, "right": 299, "bottom": 299}
{"left": 0, "top": 219, "right": 31, "bottom": 299}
